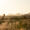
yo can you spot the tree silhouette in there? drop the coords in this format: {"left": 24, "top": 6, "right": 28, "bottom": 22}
{"left": 1, "top": 14, "right": 5, "bottom": 20}
{"left": 0, "top": 14, "right": 5, "bottom": 24}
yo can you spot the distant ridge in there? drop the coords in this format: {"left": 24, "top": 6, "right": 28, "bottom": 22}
{"left": 0, "top": 13, "right": 30, "bottom": 19}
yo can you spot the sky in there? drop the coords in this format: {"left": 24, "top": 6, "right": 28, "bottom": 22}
{"left": 0, "top": 0, "right": 30, "bottom": 15}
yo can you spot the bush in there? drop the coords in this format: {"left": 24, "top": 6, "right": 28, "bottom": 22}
{"left": 22, "top": 23, "right": 27, "bottom": 28}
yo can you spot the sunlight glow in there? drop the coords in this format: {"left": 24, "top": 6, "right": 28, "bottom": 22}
{"left": 0, "top": 0, "right": 30, "bottom": 16}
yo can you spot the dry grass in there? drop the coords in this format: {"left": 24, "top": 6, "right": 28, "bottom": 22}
{"left": 0, "top": 14, "right": 30, "bottom": 30}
